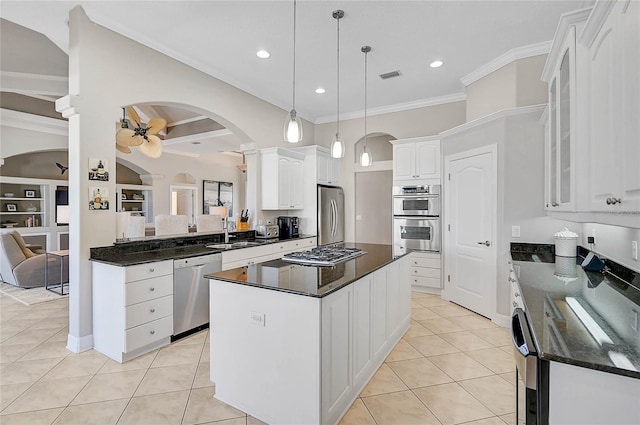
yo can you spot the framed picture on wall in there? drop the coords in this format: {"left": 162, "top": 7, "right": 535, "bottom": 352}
{"left": 89, "top": 187, "right": 109, "bottom": 210}
{"left": 89, "top": 158, "right": 109, "bottom": 181}
{"left": 24, "top": 190, "right": 36, "bottom": 198}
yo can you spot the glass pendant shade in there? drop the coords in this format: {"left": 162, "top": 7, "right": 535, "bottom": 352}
{"left": 331, "top": 133, "right": 345, "bottom": 158}
{"left": 360, "top": 144, "right": 372, "bottom": 167}
{"left": 284, "top": 109, "right": 303, "bottom": 143}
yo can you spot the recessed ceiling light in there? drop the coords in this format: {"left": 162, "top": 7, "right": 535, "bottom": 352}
{"left": 430, "top": 60, "right": 444, "bottom": 68}
{"left": 315, "top": 88, "right": 326, "bottom": 94}
{"left": 256, "top": 50, "right": 270, "bottom": 59}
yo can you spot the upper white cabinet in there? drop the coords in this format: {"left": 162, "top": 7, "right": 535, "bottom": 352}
{"left": 582, "top": 0, "right": 640, "bottom": 212}
{"left": 541, "top": 9, "right": 590, "bottom": 211}
{"left": 316, "top": 149, "right": 341, "bottom": 186}
{"left": 391, "top": 137, "right": 441, "bottom": 182}
{"left": 261, "top": 148, "right": 305, "bottom": 210}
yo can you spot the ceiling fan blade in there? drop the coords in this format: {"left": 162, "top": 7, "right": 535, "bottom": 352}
{"left": 139, "top": 134, "right": 163, "bottom": 159}
{"left": 127, "top": 106, "right": 141, "bottom": 128}
{"left": 116, "top": 128, "right": 143, "bottom": 146}
{"left": 116, "top": 143, "right": 132, "bottom": 154}
{"left": 146, "top": 118, "right": 167, "bottom": 135}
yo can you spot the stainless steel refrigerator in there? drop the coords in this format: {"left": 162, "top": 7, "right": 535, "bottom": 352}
{"left": 317, "top": 185, "right": 345, "bottom": 246}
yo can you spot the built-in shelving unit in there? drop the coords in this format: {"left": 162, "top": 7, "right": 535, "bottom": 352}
{"left": 116, "top": 184, "right": 154, "bottom": 224}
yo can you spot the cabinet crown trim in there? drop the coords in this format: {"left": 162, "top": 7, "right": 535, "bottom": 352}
{"left": 390, "top": 136, "right": 440, "bottom": 145}
{"left": 541, "top": 7, "right": 592, "bottom": 81}
{"left": 579, "top": 1, "right": 618, "bottom": 48}
{"left": 260, "top": 147, "right": 306, "bottom": 160}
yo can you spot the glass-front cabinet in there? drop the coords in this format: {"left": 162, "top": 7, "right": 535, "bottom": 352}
{"left": 545, "top": 26, "right": 576, "bottom": 211}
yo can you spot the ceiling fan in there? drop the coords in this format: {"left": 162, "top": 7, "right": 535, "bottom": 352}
{"left": 115, "top": 107, "right": 167, "bottom": 159}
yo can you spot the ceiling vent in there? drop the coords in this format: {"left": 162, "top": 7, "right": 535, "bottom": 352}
{"left": 379, "top": 70, "right": 401, "bottom": 80}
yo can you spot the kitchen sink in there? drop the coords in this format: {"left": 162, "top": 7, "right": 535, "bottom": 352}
{"left": 206, "top": 241, "right": 262, "bottom": 250}
{"left": 232, "top": 241, "right": 262, "bottom": 247}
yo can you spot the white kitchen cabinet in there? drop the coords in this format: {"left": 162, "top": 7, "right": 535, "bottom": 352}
{"left": 584, "top": 0, "right": 640, "bottom": 212}
{"left": 352, "top": 276, "right": 372, "bottom": 390}
{"left": 543, "top": 26, "right": 579, "bottom": 211}
{"left": 261, "top": 147, "right": 305, "bottom": 210}
{"left": 92, "top": 259, "right": 174, "bottom": 362}
{"left": 408, "top": 251, "right": 441, "bottom": 291}
{"left": 370, "top": 268, "right": 388, "bottom": 360}
{"left": 317, "top": 149, "right": 342, "bottom": 186}
{"left": 391, "top": 137, "right": 441, "bottom": 183}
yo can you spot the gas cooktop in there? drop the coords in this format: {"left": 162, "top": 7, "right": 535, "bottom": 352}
{"left": 282, "top": 246, "right": 365, "bottom": 267}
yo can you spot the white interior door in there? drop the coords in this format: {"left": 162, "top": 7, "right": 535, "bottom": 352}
{"left": 444, "top": 146, "right": 496, "bottom": 318}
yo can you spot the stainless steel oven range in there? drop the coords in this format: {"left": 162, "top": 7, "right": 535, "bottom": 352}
{"left": 393, "top": 184, "right": 441, "bottom": 256}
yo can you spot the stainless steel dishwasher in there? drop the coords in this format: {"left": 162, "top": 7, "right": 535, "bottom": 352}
{"left": 173, "top": 253, "right": 222, "bottom": 340}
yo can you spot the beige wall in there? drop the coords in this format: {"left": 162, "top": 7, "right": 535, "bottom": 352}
{"left": 465, "top": 54, "right": 548, "bottom": 121}
{"left": 315, "top": 101, "right": 466, "bottom": 242}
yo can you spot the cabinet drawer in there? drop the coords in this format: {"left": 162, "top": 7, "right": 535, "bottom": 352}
{"left": 410, "top": 276, "right": 441, "bottom": 289}
{"left": 272, "top": 238, "right": 317, "bottom": 255}
{"left": 410, "top": 257, "right": 440, "bottom": 269}
{"left": 410, "top": 267, "right": 440, "bottom": 279}
{"left": 125, "top": 295, "right": 173, "bottom": 329}
{"left": 125, "top": 275, "right": 173, "bottom": 306}
{"left": 125, "top": 260, "right": 173, "bottom": 282}
{"left": 125, "top": 315, "right": 173, "bottom": 352}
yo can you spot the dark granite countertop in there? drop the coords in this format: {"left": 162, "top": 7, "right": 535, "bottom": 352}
{"left": 90, "top": 233, "right": 317, "bottom": 266}
{"left": 207, "top": 243, "right": 399, "bottom": 298}
{"left": 511, "top": 244, "right": 640, "bottom": 379}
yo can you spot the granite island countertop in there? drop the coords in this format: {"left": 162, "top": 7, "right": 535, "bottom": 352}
{"left": 206, "top": 242, "right": 400, "bottom": 298}
{"left": 512, "top": 245, "right": 640, "bottom": 379}
{"left": 89, "top": 233, "right": 317, "bottom": 266}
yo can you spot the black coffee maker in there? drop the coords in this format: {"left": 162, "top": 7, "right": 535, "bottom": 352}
{"left": 277, "top": 216, "right": 300, "bottom": 239}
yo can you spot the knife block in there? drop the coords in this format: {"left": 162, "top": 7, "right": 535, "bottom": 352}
{"left": 237, "top": 218, "right": 249, "bottom": 231}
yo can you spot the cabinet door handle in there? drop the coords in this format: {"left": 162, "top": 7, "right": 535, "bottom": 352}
{"left": 508, "top": 277, "right": 516, "bottom": 282}
{"left": 150, "top": 330, "right": 155, "bottom": 335}
{"left": 477, "top": 241, "right": 491, "bottom": 246}
{"left": 149, "top": 268, "right": 155, "bottom": 272}
{"left": 551, "top": 202, "right": 559, "bottom": 207}
{"left": 514, "top": 293, "right": 520, "bottom": 297}
{"left": 149, "top": 287, "right": 155, "bottom": 292}
{"left": 513, "top": 301, "right": 518, "bottom": 308}
{"left": 606, "top": 197, "right": 622, "bottom": 205}
{"left": 150, "top": 308, "right": 156, "bottom": 313}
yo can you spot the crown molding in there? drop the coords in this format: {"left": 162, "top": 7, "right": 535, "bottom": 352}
{"left": 315, "top": 93, "right": 466, "bottom": 125}
{"left": 439, "top": 104, "right": 546, "bottom": 138}
{"left": 541, "top": 7, "right": 593, "bottom": 81}
{"left": 0, "top": 108, "right": 68, "bottom": 136}
{"left": 0, "top": 71, "right": 68, "bottom": 97}
{"left": 460, "top": 41, "right": 553, "bottom": 87}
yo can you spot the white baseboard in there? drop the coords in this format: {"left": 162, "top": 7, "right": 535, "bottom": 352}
{"left": 492, "top": 312, "right": 511, "bottom": 328}
{"left": 66, "top": 333, "right": 94, "bottom": 353}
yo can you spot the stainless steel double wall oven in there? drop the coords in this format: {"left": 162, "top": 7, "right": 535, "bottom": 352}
{"left": 392, "top": 185, "right": 441, "bottom": 256}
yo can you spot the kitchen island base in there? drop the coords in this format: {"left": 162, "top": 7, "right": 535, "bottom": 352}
{"left": 209, "top": 255, "right": 410, "bottom": 425}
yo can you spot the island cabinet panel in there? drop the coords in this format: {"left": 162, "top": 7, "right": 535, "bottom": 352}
{"left": 210, "top": 281, "right": 322, "bottom": 425}
{"left": 371, "top": 269, "right": 388, "bottom": 359}
{"left": 321, "top": 286, "right": 353, "bottom": 423}
{"left": 352, "top": 277, "right": 372, "bottom": 389}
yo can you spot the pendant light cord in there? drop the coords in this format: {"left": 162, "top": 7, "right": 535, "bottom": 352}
{"left": 292, "top": 0, "right": 297, "bottom": 112}
{"left": 336, "top": 13, "right": 340, "bottom": 135}
{"left": 363, "top": 47, "right": 368, "bottom": 150}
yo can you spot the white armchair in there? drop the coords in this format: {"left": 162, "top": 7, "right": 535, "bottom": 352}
{"left": 196, "top": 215, "right": 223, "bottom": 233}
{"left": 154, "top": 215, "right": 189, "bottom": 236}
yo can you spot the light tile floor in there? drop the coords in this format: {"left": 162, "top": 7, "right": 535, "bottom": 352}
{"left": 0, "top": 291, "right": 516, "bottom": 425}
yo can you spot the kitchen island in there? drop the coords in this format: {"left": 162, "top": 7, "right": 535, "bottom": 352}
{"left": 206, "top": 243, "right": 411, "bottom": 425}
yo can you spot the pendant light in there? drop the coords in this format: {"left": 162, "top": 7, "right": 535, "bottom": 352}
{"left": 360, "top": 46, "right": 372, "bottom": 167}
{"left": 284, "top": 0, "right": 303, "bottom": 143}
{"left": 330, "top": 10, "right": 345, "bottom": 158}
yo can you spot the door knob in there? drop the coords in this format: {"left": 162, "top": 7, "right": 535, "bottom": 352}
{"left": 477, "top": 241, "right": 491, "bottom": 246}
